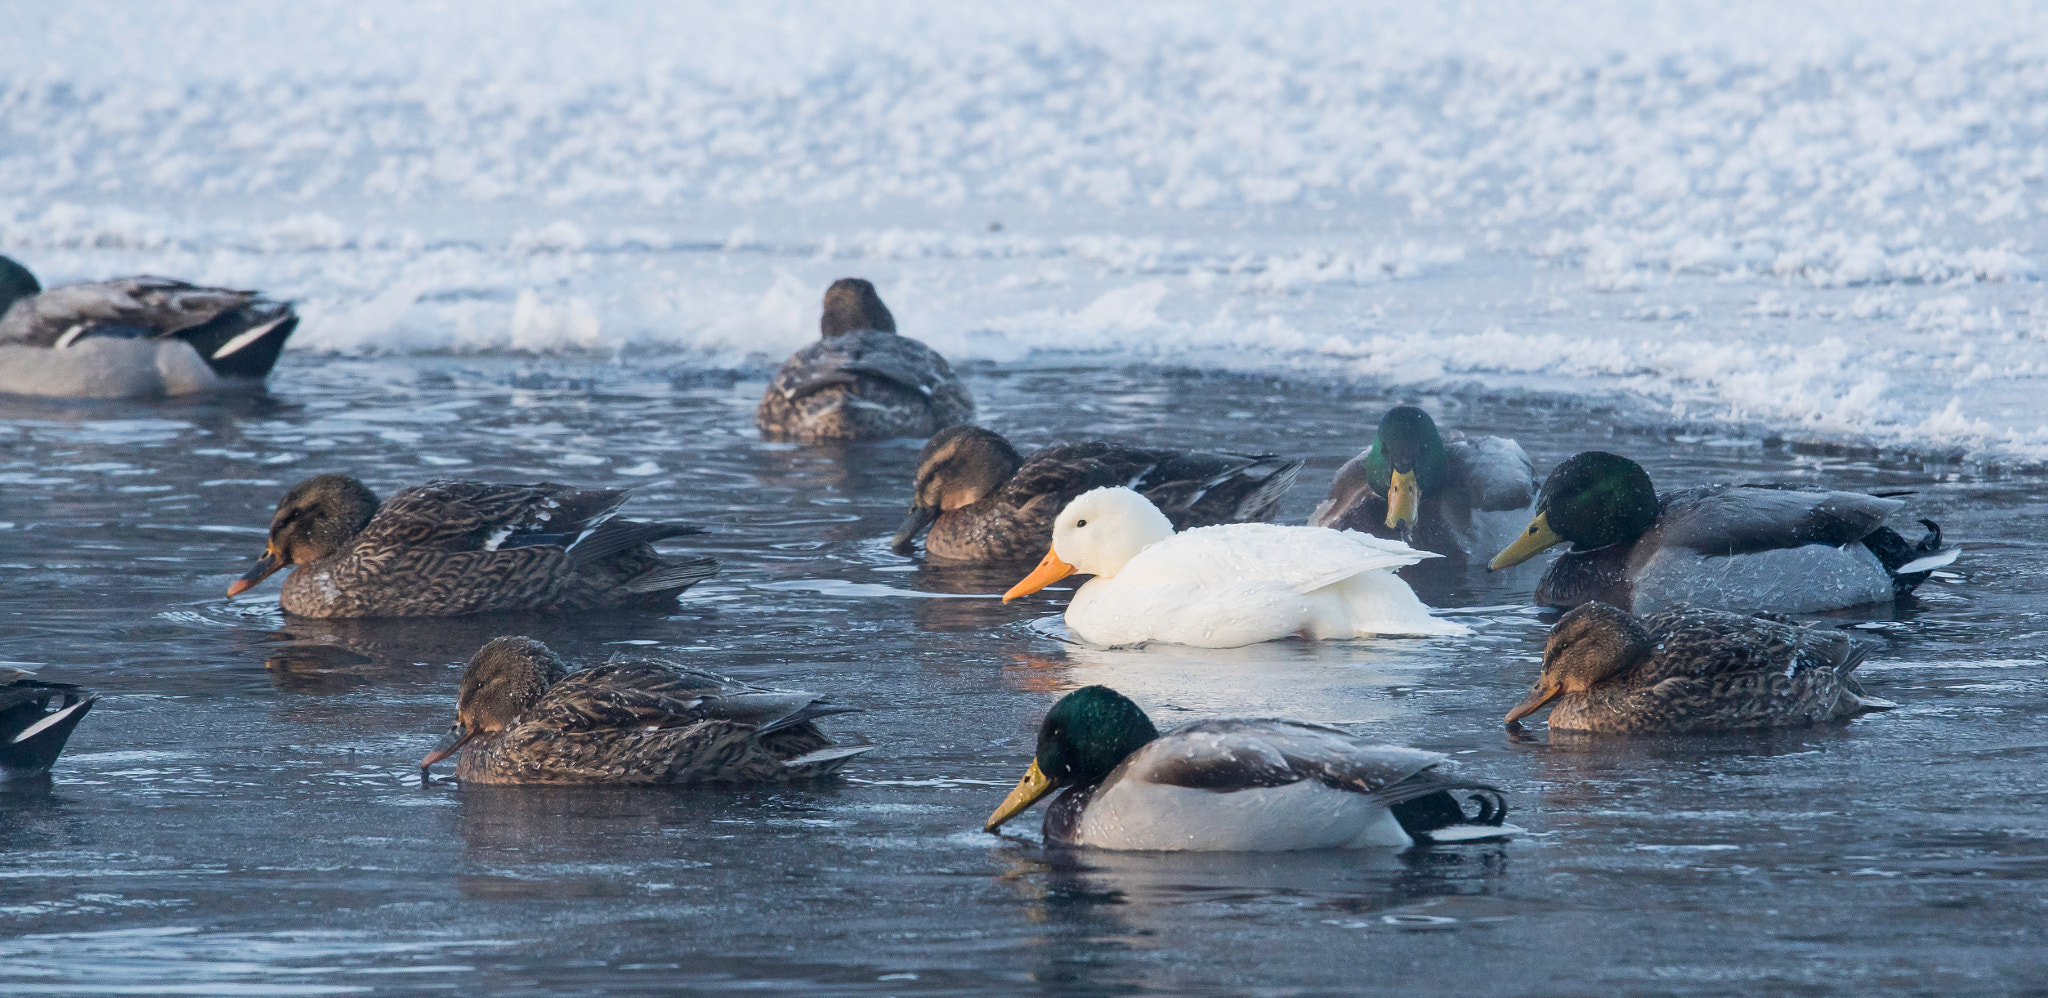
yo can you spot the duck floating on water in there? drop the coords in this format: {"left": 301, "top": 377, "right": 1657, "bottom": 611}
{"left": 1003, "top": 486, "right": 1465, "bottom": 647}
{"left": 985, "top": 685, "right": 1514, "bottom": 850}
{"left": 1310, "top": 405, "right": 1536, "bottom": 562}
{"left": 1506, "top": 601, "right": 1896, "bottom": 734}
{"left": 756, "top": 278, "right": 974, "bottom": 442}
{"left": 892, "top": 425, "right": 1303, "bottom": 564}
{"left": 419, "top": 637, "right": 871, "bottom": 784}
{"left": 227, "top": 475, "right": 718, "bottom": 618}
{"left": 0, "top": 668, "right": 96, "bottom": 780}
{"left": 1489, "top": 452, "right": 1956, "bottom": 615}
{"left": 0, "top": 255, "right": 297, "bottom": 399}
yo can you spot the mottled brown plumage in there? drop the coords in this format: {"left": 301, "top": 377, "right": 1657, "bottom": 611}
{"left": 419, "top": 637, "right": 871, "bottom": 785}
{"left": 755, "top": 278, "right": 974, "bottom": 442}
{"left": 228, "top": 475, "right": 718, "bottom": 618}
{"left": 1505, "top": 602, "right": 1895, "bottom": 734}
{"left": 891, "top": 425, "right": 1304, "bottom": 564}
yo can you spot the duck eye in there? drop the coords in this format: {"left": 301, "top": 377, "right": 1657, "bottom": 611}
{"left": 1076, "top": 519, "right": 1087, "bottom": 528}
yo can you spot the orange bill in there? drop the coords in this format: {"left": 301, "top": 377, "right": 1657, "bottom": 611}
{"left": 1002, "top": 547, "right": 1076, "bottom": 603}
{"left": 226, "top": 544, "right": 285, "bottom": 597}
{"left": 1504, "top": 681, "right": 1563, "bottom": 726}
{"left": 419, "top": 725, "right": 476, "bottom": 771}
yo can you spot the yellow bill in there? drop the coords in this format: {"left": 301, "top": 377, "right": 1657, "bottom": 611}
{"left": 1384, "top": 469, "right": 1420, "bottom": 531}
{"left": 985, "top": 759, "right": 1055, "bottom": 832}
{"left": 1002, "top": 547, "right": 1076, "bottom": 602}
{"left": 1488, "top": 511, "right": 1564, "bottom": 571}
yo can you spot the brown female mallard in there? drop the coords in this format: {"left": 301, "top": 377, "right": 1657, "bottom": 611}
{"left": 891, "top": 425, "right": 1304, "bottom": 564}
{"left": 226, "top": 475, "right": 718, "bottom": 618}
{"left": 1504, "top": 601, "right": 1896, "bottom": 734}
{"left": 418, "top": 637, "right": 871, "bottom": 784}
{"left": 0, "top": 669, "right": 95, "bottom": 780}
{"left": 756, "top": 278, "right": 974, "bottom": 442}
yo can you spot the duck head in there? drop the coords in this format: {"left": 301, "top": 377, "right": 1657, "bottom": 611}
{"left": 986, "top": 684, "right": 1160, "bottom": 832}
{"left": 420, "top": 636, "right": 568, "bottom": 772}
{"left": 1002, "top": 487, "right": 1172, "bottom": 601}
{"left": 820, "top": 278, "right": 895, "bottom": 338}
{"left": 1362, "top": 405, "right": 1451, "bottom": 537}
{"left": 892, "top": 426, "right": 1024, "bottom": 554}
{"left": 1505, "top": 602, "right": 1653, "bottom": 725}
{"left": 0, "top": 255, "right": 40, "bottom": 317}
{"left": 1489, "top": 451, "right": 1657, "bottom": 570}
{"left": 226, "top": 474, "right": 380, "bottom": 596}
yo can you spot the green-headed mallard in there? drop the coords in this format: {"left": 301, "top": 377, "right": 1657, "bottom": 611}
{"left": 984, "top": 685, "right": 1512, "bottom": 850}
{"left": 0, "top": 255, "right": 297, "bottom": 399}
{"left": 1310, "top": 405, "right": 1536, "bottom": 562}
{"left": 1488, "top": 452, "right": 1955, "bottom": 615}
{"left": 756, "top": 278, "right": 974, "bottom": 442}
{"left": 0, "top": 668, "right": 95, "bottom": 780}
{"left": 1505, "top": 601, "right": 1895, "bottom": 733}
{"left": 891, "top": 425, "right": 1304, "bottom": 564}
{"left": 226, "top": 475, "right": 718, "bottom": 618}
{"left": 418, "top": 637, "right": 870, "bottom": 784}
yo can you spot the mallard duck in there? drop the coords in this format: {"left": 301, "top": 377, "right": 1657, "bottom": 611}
{"left": 418, "top": 637, "right": 871, "bottom": 784}
{"left": 1002, "top": 486, "right": 1465, "bottom": 647}
{"left": 1, "top": 668, "right": 95, "bottom": 780}
{"left": 1488, "top": 452, "right": 1956, "bottom": 615}
{"left": 0, "top": 255, "right": 297, "bottom": 398}
{"left": 891, "top": 425, "right": 1304, "bottom": 564}
{"left": 756, "top": 278, "right": 974, "bottom": 442}
{"left": 984, "top": 685, "right": 1512, "bottom": 850}
{"left": 1505, "top": 601, "right": 1896, "bottom": 733}
{"left": 226, "top": 475, "right": 719, "bottom": 618}
{"left": 1310, "top": 405, "right": 1536, "bottom": 562}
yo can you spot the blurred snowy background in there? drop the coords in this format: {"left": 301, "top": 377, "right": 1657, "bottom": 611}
{"left": 2, "top": 0, "right": 2044, "bottom": 461}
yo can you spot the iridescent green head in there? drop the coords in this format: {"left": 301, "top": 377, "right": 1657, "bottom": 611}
{"left": 1362, "top": 405, "right": 1450, "bottom": 533}
{"left": 1490, "top": 452, "right": 1657, "bottom": 570}
{"left": 984, "top": 685, "right": 1159, "bottom": 832}
{"left": 0, "top": 255, "right": 41, "bottom": 317}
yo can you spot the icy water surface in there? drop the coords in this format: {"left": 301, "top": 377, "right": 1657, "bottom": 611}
{"left": 1, "top": 357, "right": 2045, "bottom": 996}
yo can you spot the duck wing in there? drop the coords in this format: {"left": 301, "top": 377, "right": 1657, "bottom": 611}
{"left": 1444, "top": 433, "right": 1537, "bottom": 512}
{"left": 1008, "top": 443, "right": 1303, "bottom": 527}
{"left": 359, "top": 481, "right": 654, "bottom": 553}
{"left": 1309, "top": 449, "right": 1381, "bottom": 529}
{"left": 1653, "top": 485, "right": 1904, "bottom": 556}
{"left": 1126, "top": 719, "right": 1447, "bottom": 797}
{"left": 1118, "top": 522, "right": 1437, "bottom": 594}
{"left": 0, "top": 277, "right": 261, "bottom": 347}
{"left": 1635, "top": 604, "right": 1877, "bottom": 723}
{"left": 772, "top": 329, "right": 955, "bottom": 401}
{"left": 531, "top": 661, "right": 856, "bottom": 735}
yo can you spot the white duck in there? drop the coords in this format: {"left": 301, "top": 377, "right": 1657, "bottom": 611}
{"left": 1001, "top": 486, "right": 1467, "bottom": 647}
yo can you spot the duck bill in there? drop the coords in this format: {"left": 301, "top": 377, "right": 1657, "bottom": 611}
{"left": 418, "top": 724, "right": 476, "bottom": 771}
{"left": 1002, "top": 548, "right": 1076, "bottom": 603}
{"left": 985, "top": 759, "right": 1055, "bottom": 832}
{"left": 1384, "top": 469, "right": 1420, "bottom": 533}
{"left": 1504, "top": 682, "right": 1563, "bottom": 726}
{"left": 1488, "top": 512, "right": 1564, "bottom": 571}
{"left": 225, "top": 544, "right": 285, "bottom": 597}
{"left": 890, "top": 504, "right": 939, "bottom": 555}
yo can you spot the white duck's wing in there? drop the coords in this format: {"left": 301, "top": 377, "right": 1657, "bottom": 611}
{"left": 1444, "top": 433, "right": 1537, "bottom": 512}
{"left": 1117, "top": 523, "right": 1437, "bottom": 595}
{"left": 1121, "top": 719, "right": 1446, "bottom": 800}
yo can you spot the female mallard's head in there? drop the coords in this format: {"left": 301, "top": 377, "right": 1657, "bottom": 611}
{"left": 986, "top": 685, "right": 1160, "bottom": 832}
{"left": 1489, "top": 452, "right": 1656, "bottom": 570}
{"left": 1002, "top": 487, "right": 1172, "bottom": 601}
{"left": 820, "top": 278, "right": 896, "bottom": 338}
{"left": 1505, "top": 602, "right": 1652, "bottom": 725}
{"left": 225, "top": 474, "right": 381, "bottom": 596}
{"left": 420, "top": 636, "right": 569, "bottom": 771}
{"left": 0, "top": 255, "right": 39, "bottom": 317}
{"left": 891, "top": 426, "right": 1024, "bottom": 553}
{"left": 1362, "top": 405, "right": 1451, "bottom": 534}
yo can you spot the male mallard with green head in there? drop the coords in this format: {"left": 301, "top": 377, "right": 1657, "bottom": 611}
{"left": 891, "top": 425, "right": 1304, "bottom": 564}
{"left": 1310, "top": 405, "right": 1536, "bottom": 563}
{"left": 226, "top": 475, "right": 718, "bottom": 618}
{"left": 1505, "top": 601, "right": 1896, "bottom": 734}
{"left": 1489, "top": 452, "right": 1955, "bottom": 615}
{"left": 756, "top": 278, "right": 974, "bottom": 442}
{"left": 985, "top": 686, "right": 1513, "bottom": 850}
{"left": 0, "top": 254, "right": 297, "bottom": 398}
{"left": 419, "top": 637, "right": 870, "bottom": 784}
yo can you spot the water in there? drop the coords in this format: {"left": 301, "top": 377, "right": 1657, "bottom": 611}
{"left": 2, "top": 357, "right": 2044, "bottom": 995}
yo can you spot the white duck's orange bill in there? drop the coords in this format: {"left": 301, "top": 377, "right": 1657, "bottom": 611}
{"left": 1003, "top": 548, "right": 1076, "bottom": 602}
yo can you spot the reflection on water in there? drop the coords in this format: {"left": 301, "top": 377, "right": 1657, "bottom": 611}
{"left": 1, "top": 356, "right": 2044, "bottom": 994}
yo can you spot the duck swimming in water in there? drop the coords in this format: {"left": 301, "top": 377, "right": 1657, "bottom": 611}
{"left": 1003, "top": 486, "right": 1465, "bottom": 647}
{"left": 891, "top": 425, "right": 1303, "bottom": 564}
{"left": 985, "top": 685, "right": 1513, "bottom": 850}
{"left": 0, "top": 255, "right": 297, "bottom": 398}
{"left": 227, "top": 475, "right": 718, "bottom": 618}
{"left": 0, "top": 669, "right": 96, "bottom": 780}
{"left": 1489, "top": 452, "right": 1955, "bottom": 615}
{"left": 1310, "top": 405, "right": 1536, "bottom": 562}
{"left": 1505, "top": 601, "right": 1895, "bottom": 734}
{"left": 756, "top": 278, "right": 974, "bottom": 442}
{"left": 419, "top": 637, "right": 870, "bottom": 784}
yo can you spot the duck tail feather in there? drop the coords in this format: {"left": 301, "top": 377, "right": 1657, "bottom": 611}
{"left": 2, "top": 693, "right": 95, "bottom": 777}
{"left": 1369, "top": 772, "right": 1510, "bottom": 837}
{"left": 1862, "top": 518, "right": 1956, "bottom": 595}
{"left": 779, "top": 743, "right": 873, "bottom": 776}
{"left": 1232, "top": 457, "right": 1306, "bottom": 522}
{"left": 181, "top": 302, "right": 298, "bottom": 379}
{"left": 618, "top": 557, "right": 720, "bottom": 594}
{"left": 568, "top": 518, "right": 709, "bottom": 567}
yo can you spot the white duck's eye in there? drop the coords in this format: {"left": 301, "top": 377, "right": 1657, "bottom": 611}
{"left": 1075, "top": 519, "right": 1088, "bottom": 528}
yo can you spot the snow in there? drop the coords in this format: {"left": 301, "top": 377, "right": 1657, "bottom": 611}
{"left": 2, "top": 0, "right": 2045, "bottom": 462}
